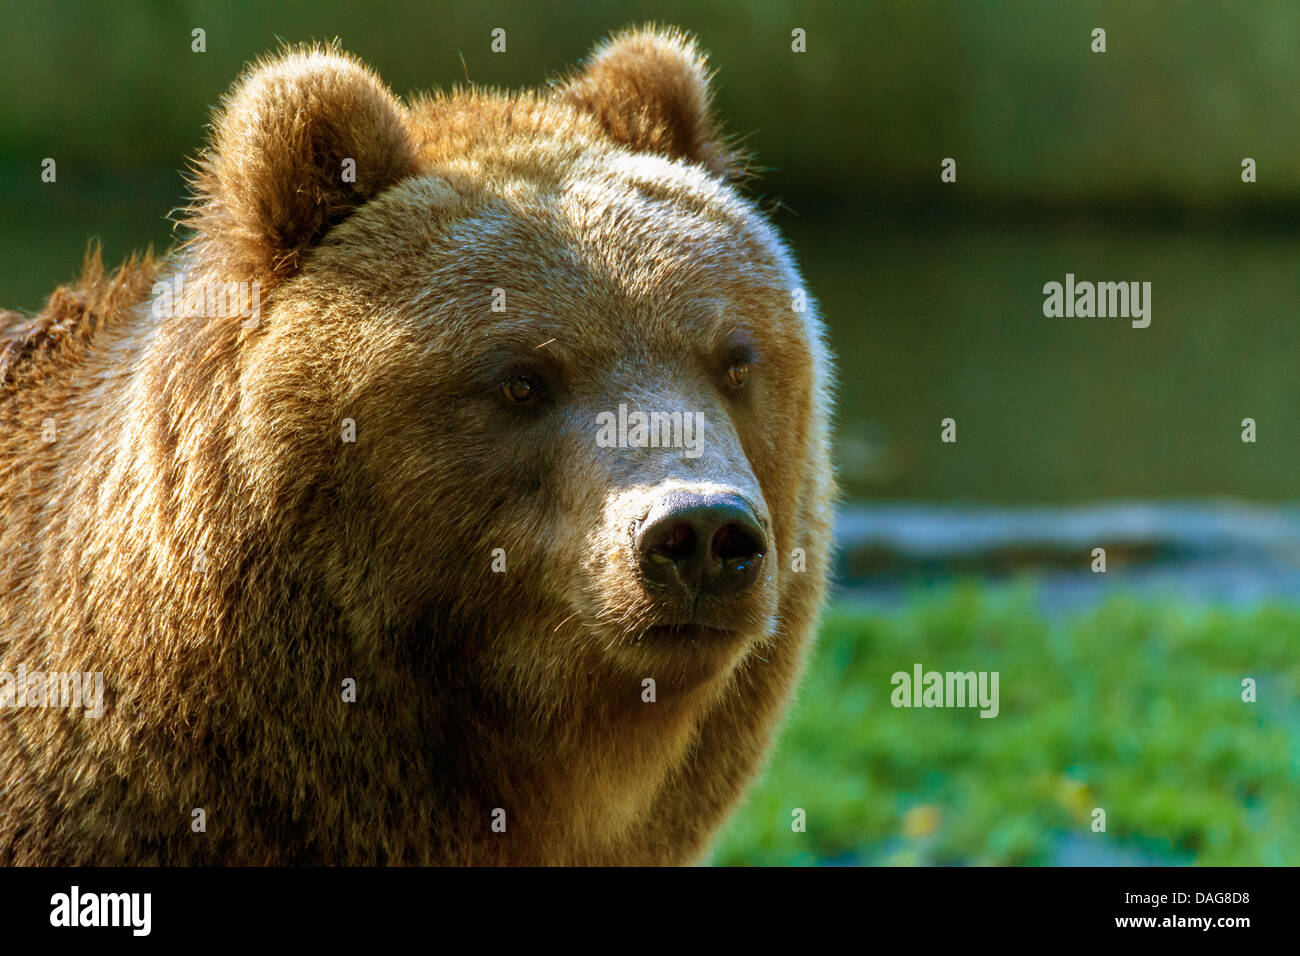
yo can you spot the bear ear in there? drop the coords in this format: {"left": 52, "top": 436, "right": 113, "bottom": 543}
{"left": 183, "top": 46, "right": 416, "bottom": 285}
{"left": 557, "top": 26, "right": 741, "bottom": 181}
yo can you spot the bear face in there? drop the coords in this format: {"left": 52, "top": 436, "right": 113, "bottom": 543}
{"left": 0, "top": 28, "right": 833, "bottom": 865}
{"left": 250, "top": 123, "right": 817, "bottom": 686}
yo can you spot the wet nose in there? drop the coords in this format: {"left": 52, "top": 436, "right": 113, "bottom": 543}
{"left": 636, "top": 492, "right": 767, "bottom": 597}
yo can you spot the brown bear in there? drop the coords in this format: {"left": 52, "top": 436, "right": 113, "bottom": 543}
{"left": 0, "top": 26, "right": 834, "bottom": 865}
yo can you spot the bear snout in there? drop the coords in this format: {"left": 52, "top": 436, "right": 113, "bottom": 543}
{"left": 635, "top": 490, "right": 767, "bottom": 604}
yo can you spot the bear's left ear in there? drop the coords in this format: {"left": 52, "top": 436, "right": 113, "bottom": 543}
{"left": 557, "top": 26, "right": 741, "bottom": 181}
{"left": 183, "top": 46, "right": 416, "bottom": 286}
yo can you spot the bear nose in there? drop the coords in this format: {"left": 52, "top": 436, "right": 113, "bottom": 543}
{"left": 636, "top": 492, "right": 767, "bottom": 597}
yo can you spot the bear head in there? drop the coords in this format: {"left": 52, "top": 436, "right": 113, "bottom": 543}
{"left": 160, "top": 27, "right": 833, "bottom": 861}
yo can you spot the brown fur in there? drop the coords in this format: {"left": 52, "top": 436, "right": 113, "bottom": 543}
{"left": 0, "top": 26, "right": 834, "bottom": 865}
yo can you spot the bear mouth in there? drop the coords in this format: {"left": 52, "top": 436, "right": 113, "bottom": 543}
{"left": 641, "top": 623, "right": 741, "bottom": 643}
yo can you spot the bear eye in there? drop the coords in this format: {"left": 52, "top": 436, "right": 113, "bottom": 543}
{"left": 727, "top": 360, "right": 750, "bottom": 389}
{"left": 501, "top": 375, "right": 539, "bottom": 405}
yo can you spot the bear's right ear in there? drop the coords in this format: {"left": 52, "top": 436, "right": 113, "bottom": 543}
{"left": 557, "top": 26, "right": 741, "bottom": 181}
{"left": 183, "top": 46, "right": 416, "bottom": 286}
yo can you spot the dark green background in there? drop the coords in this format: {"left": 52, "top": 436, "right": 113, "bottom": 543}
{"left": 3, "top": 0, "right": 1297, "bottom": 501}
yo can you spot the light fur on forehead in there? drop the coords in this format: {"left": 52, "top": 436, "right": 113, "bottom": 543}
{"left": 557, "top": 25, "right": 742, "bottom": 181}
{"left": 181, "top": 44, "right": 416, "bottom": 286}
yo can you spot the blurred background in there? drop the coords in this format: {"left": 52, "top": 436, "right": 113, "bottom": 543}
{"left": 2, "top": 0, "right": 1296, "bottom": 864}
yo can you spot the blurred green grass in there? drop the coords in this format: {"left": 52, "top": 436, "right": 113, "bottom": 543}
{"left": 714, "top": 586, "right": 1300, "bottom": 865}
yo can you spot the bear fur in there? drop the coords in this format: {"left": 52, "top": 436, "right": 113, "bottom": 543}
{"left": 0, "top": 27, "right": 834, "bottom": 865}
